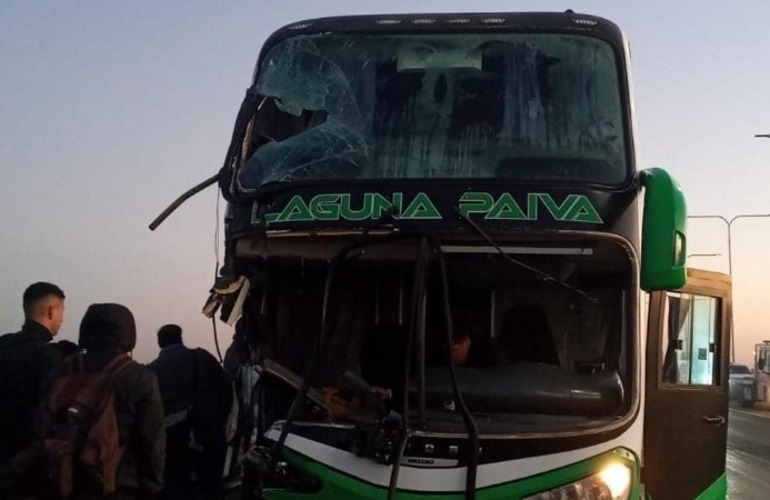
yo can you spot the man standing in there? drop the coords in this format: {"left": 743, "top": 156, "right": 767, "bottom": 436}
{"left": 148, "top": 325, "right": 232, "bottom": 500}
{"left": 0, "top": 282, "right": 65, "bottom": 494}
{"left": 77, "top": 303, "right": 165, "bottom": 499}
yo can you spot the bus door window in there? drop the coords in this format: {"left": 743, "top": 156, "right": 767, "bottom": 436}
{"left": 760, "top": 347, "right": 770, "bottom": 373}
{"left": 661, "top": 293, "right": 720, "bottom": 386}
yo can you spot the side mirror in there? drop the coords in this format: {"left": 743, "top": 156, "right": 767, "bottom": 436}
{"left": 640, "top": 168, "right": 687, "bottom": 291}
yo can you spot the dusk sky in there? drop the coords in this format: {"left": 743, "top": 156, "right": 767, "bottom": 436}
{"left": 2, "top": 0, "right": 770, "bottom": 365}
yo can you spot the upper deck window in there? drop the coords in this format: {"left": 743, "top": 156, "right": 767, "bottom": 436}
{"left": 241, "top": 32, "right": 628, "bottom": 189}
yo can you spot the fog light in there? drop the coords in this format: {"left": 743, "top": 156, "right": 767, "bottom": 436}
{"left": 523, "top": 462, "right": 632, "bottom": 500}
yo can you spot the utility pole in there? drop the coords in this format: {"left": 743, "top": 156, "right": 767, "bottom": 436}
{"left": 688, "top": 214, "right": 770, "bottom": 363}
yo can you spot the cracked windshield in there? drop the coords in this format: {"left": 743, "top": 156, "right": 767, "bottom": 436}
{"left": 240, "top": 33, "right": 628, "bottom": 189}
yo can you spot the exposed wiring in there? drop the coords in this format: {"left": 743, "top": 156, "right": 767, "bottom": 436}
{"left": 212, "top": 316, "right": 223, "bottom": 363}
{"left": 215, "top": 189, "right": 221, "bottom": 272}
{"left": 388, "top": 236, "right": 430, "bottom": 499}
{"left": 212, "top": 189, "right": 223, "bottom": 364}
{"left": 435, "top": 240, "right": 478, "bottom": 499}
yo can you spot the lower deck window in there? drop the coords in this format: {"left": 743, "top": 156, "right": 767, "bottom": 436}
{"left": 250, "top": 238, "right": 634, "bottom": 433}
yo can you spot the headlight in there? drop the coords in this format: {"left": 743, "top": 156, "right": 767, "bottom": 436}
{"left": 523, "top": 462, "right": 632, "bottom": 500}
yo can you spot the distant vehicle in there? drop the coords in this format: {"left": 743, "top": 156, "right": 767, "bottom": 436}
{"left": 729, "top": 363, "right": 755, "bottom": 407}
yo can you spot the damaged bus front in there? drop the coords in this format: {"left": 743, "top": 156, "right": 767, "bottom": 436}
{"left": 202, "top": 11, "right": 730, "bottom": 499}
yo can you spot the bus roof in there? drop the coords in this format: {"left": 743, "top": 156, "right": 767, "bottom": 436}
{"left": 258, "top": 11, "right": 625, "bottom": 72}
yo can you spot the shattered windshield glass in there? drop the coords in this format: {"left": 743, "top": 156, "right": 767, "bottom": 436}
{"left": 240, "top": 32, "right": 627, "bottom": 190}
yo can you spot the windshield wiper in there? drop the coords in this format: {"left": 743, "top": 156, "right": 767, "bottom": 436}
{"left": 149, "top": 173, "right": 219, "bottom": 231}
{"left": 149, "top": 179, "right": 324, "bottom": 231}
{"left": 453, "top": 207, "right": 597, "bottom": 303}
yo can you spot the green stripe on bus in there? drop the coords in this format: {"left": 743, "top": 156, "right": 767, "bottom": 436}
{"left": 264, "top": 447, "right": 640, "bottom": 499}
{"left": 694, "top": 473, "right": 727, "bottom": 500}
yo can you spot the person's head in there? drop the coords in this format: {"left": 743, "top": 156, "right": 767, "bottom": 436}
{"left": 23, "top": 282, "right": 66, "bottom": 335}
{"left": 54, "top": 339, "right": 81, "bottom": 359}
{"left": 451, "top": 330, "right": 472, "bottom": 365}
{"left": 78, "top": 303, "right": 136, "bottom": 353}
{"left": 157, "top": 324, "right": 183, "bottom": 348}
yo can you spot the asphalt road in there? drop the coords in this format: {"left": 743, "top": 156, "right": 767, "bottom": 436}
{"left": 727, "top": 407, "right": 770, "bottom": 499}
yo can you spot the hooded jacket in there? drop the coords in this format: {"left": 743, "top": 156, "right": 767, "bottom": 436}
{"left": 78, "top": 303, "right": 165, "bottom": 496}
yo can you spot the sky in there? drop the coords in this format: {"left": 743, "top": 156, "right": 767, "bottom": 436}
{"left": 2, "top": 0, "right": 770, "bottom": 365}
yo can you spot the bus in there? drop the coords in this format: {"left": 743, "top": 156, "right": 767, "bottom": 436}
{"left": 197, "top": 11, "right": 732, "bottom": 499}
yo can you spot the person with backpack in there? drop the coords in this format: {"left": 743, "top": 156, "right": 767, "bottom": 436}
{"left": 148, "top": 324, "right": 232, "bottom": 500}
{"left": 0, "top": 282, "right": 66, "bottom": 496}
{"left": 52, "top": 303, "right": 165, "bottom": 499}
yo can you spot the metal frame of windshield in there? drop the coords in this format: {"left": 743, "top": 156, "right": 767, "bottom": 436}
{"left": 264, "top": 230, "right": 481, "bottom": 499}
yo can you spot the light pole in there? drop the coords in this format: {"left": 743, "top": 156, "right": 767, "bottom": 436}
{"left": 688, "top": 214, "right": 770, "bottom": 275}
{"left": 686, "top": 253, "right": 722, "bottom": 260}
{"left": 688, "top": 214, "right": 770, "bottom": 363}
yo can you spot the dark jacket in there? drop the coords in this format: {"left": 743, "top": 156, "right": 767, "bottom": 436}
{"left": 0, "top": 321, "right": 60, "bottom": 466}
{"left": 148, "top": 344, "right": 232, "bottom": 438}
{"left": 148, "top": 344, "right": 232, "bottom": 499}
{"left": 78, "top": 304, "right": 165, "bottom": 496}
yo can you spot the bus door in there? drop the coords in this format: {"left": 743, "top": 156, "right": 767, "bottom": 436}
{"left": 643, "top": 268, "right": 731, "bottom": 499}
